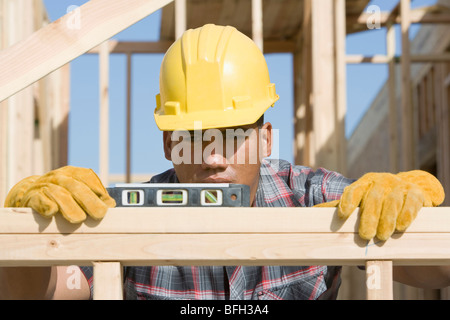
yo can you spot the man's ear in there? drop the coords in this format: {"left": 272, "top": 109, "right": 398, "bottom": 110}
{"left": 163, "top": 131, "right": 173, "bottom": 161}
{"left": 259, "top": 122, "right": 272, "bottom": 158}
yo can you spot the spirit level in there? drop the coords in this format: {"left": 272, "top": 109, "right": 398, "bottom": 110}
{"left": 107, "top": 183, "right": 250, "bottom": 207}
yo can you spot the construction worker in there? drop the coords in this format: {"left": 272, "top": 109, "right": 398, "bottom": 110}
{"left": 1, "top": 24, "right": 449, "bottom": 300}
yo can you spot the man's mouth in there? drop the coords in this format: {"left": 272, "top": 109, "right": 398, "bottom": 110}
{"left": 201, "top": 176, "right": 234, "bottom": 183}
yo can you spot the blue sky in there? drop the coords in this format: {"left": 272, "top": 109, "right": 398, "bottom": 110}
{"left": 42, "top": 0, "right": 436, "bottom": 179}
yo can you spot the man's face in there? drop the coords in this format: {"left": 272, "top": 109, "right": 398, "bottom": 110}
{"left": 163, "top": 122, "right": 272, "bottom": 205}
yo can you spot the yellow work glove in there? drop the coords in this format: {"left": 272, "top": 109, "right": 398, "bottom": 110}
{"left": 4, "top": 166, "right": 116, "bottom": 223}
{"left": 315, "top": 170, "right": 445, "bottom": 241}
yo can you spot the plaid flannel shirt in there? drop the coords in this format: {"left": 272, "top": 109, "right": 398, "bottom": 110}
{"left": 80, "top": 159, "right": 354, "bottom": 300}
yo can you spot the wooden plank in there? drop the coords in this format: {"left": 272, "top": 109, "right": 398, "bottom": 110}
{"left": 0, "top": 98, "right": 6, "bottom": 206}
{"left": 1, "top": 207, "right": 449, "bottom": 235}
{"left": 93, "top": 261, "right": 123, "bottom": 300}
{"left": 55, "top": 63, "right": 70, "bottom": 169}
{"left": 0, "top": 232, "right": 449, "bottom": 267}
{"left": 174, "top": 0, "right": 186, "bottom": 39}
{"left": 0, "top": 0, "right": 174, "bottom": 102}
{"left": 88, "top": 40, "right": 173, "bottom": 54}
{"left": 400, "top": 0, "right": 414, "bottom": 171}
{"left": 334, "top": 0, "right": 347, "bottom": 176}
{"left": 387, "top": 22, "right": 398, "bottom": 173}
{"left": 411, "top": 54, "right": 450, "bottom": 63}
{"left": 426, "top": 69, "right": 435, "bottom": 132}
{"left": 346, "top": 54, "right": 450, "bottom": 64}
{"left": 303, "top": 0, "right": 313, "bottom": 167}
{"left": 8, "top": 0, "right": 35, "bottom": 182}
{"left": 293, "top": 0, "right": 312, "bottom": 166}
{"left": 311, "top": 0, "right": 339, "bottom": 171}
{"left": 366, "top": 260, "right": 393, "bottom": 300}
{"left": 419, "top": 79, "right": 427, "bottom": 137}
{"left": 346, "top": 55, "right": 392, "bottom": 64}
{"left": 126, "top": 53, "right": 132, "bottom": 183}
{"left": 0, "top": 207, "right": 448, "bottom": 268}
{"left": 348, "top": 11, "right": 450, "bottom": 26}
{"left": 99, "top": 41, "right": 110, "bottom": 186}
{"left": 293, "top": 49, "right": 305, "bottom": 165}
{"left": 252, "top": 0, "right": 263, "bottom": 52}
{"left": 87, "top": 40, "right": 296, "bottom": 54}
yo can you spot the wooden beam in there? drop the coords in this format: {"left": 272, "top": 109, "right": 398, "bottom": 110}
{"left": 293, "top": 49, "right": 305, "bottom": 165}
{"left": 174, "top": 0, "right": 186, "bottom": 39}
{"left": 99, "top": 41, "right": 110, "bottom": 186}
{"left": 1, "top": 206, "right": 449, "bottom": 234}
{"left": 311, "top": 0, "right": 342, "bottom": 172}
{"left": 348, "top": 11, "right": 450, "bottom": 26}
{"left": 252, "top": 0, "right": 263, "bottom": 52}
{"left": 6, "top": 0, "right": 35, "bottom": 183}
{"left": 293, "top": 0, "right": 312, "bottom": 166}
{"left": 264, "top": 40, "right": 296, "bottom": 53}
{"left": 0, "top": 207, "right": 449, "bottom": 267}
{"left": 346, "top": 55, "right": 392, "bottom": 64}
{"left": 87, "top": 40, "right": 296, "bottom": 55}
{"left": 88, "top": 40, "right": 174, "bottom": 54}
{"left": 0, "top": 0, "right": 174, "bottom": 102}
{"left": 346, "top": 54, "right": 450, "bottom": 64}
{"left": 411, "top": 54, "right": 450, "bottom": 63}
{"left": 334, "top": 0, "right": 347, "bottom": 176}
{"left": 366, "top": 261, "right": 393, "bottom": 300}
{"left": 0, "top": 232, "right": 449, "bottom": 267}
{"left": 400, "top": 0, "right": 414, "bottom": 171}
{"left": 93, "top": 262, "right": 123, "bottom": 300}
{"left": 126, "top": 53, "right": 132, "bottom": 184}
{"left": 387, "top": 22, "right": 398, "bottom": 173}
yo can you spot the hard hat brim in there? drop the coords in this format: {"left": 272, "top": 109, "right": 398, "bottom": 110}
{"left": 154, "top": 96, "right": 278, "bottom": 131}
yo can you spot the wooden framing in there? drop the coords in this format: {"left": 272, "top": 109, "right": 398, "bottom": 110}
{"left": 252, "top": 0, "right": 263, "bottom": 52}
{"left": 366, "top": 261, "right": 393, "bottom": 300}
{"left": 0, "top": 0, "right": 69, "bottom": 206}
{"left": 400, "top": 0, "right": 414, "bottom": 171}
{"left": 0, "top": 0, "right": 173, "bottom": 103}
{"left": 310, "top": 0, "right": 339, "bottom": 172}
{"left": 126, "top": 53, "right": 132, "bottom": 184}
{"left": 346, "top": 54, "right": 450, "bottom": 64}
{"left": 346, "top": 3, "right": 450, "bottom": 298}
{"left": 99, "top": 41, "right": 110, "bottom": 186}
{"left": 174, "top": 0, "right": 186, "bottom": 39}
{"left": 1, "top": 0, "right": 449, "bottom": 300}
{"left": 335, "top": 0, "right": 348, "bottom": 176}
{"left": 348, "top": 6, "right": 450, "bottom": 26}
{"left": 0, "top": 206, "right": 449, "bottom": 300}
{"left": 387, "top": 21, "right": 398, "bottom": 173}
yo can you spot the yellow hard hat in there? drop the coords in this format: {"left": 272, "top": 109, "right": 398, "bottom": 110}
{"left": 154, "top": 24, "right": 279, "bottom": 131}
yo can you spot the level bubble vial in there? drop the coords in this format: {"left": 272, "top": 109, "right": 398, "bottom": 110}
{"left": 201, "top": 190, "right": 223, "bottom": 206}
{"left": 122, "top": 190, "right": 144, "bottom": 206}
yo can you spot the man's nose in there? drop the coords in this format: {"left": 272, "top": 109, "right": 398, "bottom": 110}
{"left": 201, "top": 151, "right": 229, "bottom": 170}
